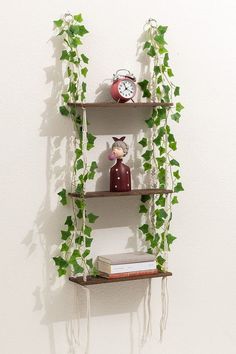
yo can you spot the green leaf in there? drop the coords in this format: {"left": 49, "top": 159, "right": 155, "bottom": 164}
{"left": 138, "top": 137, "right": 148, "bottom": 147}
{"left": 147, "top": 45, "right": 156, "bottom": 57}
{"left": 75, "top": 199, "right": 84, "bottom": 210}
{"left": 154, "top": 66, "right": 161, "bottom": 75}
{"left": 157, "top": 156, "right": 166, "bottom": 166}
{"left": 61, "top": 230, "right": 71, "bottom": 241}
{"left": 75, "top": 148, "right": 82, "bottom": 159}
{"left": 81, "top": 53, "right": 89, "bottom": 64}
{"left": 72, "top": 261, "right": 84, "bottom": 274}
{"left": 90, "top": 161, "right": 98, "bottom": 171}
{"left": 84, "top": 225, "right": 92, "bottom": 237}
{"left": 138, "top": 79, "right": 149, "bottom": 91}
{"left": 85, "top": 237, "right": 93, "bottom": 247}
{"left": 174, "top": 86, "right": 180, "bottom": 96}
{"left": 167, "top": 68, "right": 174, "bottom": 77}
{"left": 75, "top": 183, "right": 83, "bottom": 194}
{"left": 163, "top": 53, "right": 169, "bottom": 67}
{"left": 155, "top": 208, "right": 168, "bottom": 219}
{"left": 60, "top": 243, "right": 69, "bottom": 252}
{"left": 87, "top": 213, "right": 99, "bottom": 223}
{"left": 159, "top": 47, "right": 168, "bottom": 54}
{"left": 59, "top": 106, "right": 69, "bottom": 116}
{"left": 77, "top": 210, "right": 83, "bottom": 219}
{"left": 156, "top": 195, "right": 165, "bottom": 207}
{"left": 75, "top": 235, "right": 83, "bottom": 244}
{"left": 143, "top": 41, "right": 151, "bottom": 49}
{"left": 172, "top": 196, "right": 179, "bottom": 205}
{"left": 157, "top": 255, "right": 166, "bottom": 266}
{"left": 58, "top": 189, "right": 67, "bottom": 205}
{"left": 158, "top": 25, "right": 168, "bottom": 34}
{"left": 53, "top": 256, "right": 68, "bottom": 268}
{"left": 58, "top": 268, "right": 67, "bottom": 277}
{"left": 154, "top": 34, "right": 167, "bottom": 46}
{"left": 65, "top": 216, "right": 73, "bottom": 227}
{"left": 143, "top": 162, "right": 152, "bottom": 171}
{"left": 139, "top": 224, "right": 149, "bottom": 234}
{"left": 159, "top": 146, "right": 166, "bottom": 155}
{"left": 166, "top": 233, "right": 177, "bottom": 245}
{"left": 54, "top": 19, "right": 63, "bottom": 27}
{"left": 69, "top": 25, "right": 89, "bottom": 36}
{"left": 145, "top": 117, "right": 155, "bottom": 128}
{"left": 141, "top": 194, "right": 151, "bottom": 203}
{"left": 62, "top": 93, "right": 69, "bottom": 103}
{"left": 68, "top": 82, "right": 77, "bottom": 93}
{"left": 81, "top": 67, "right": 88, "bottom": 77}
{"left": 82, "top": 249, "right": 90, "bottom": 258}
{"left": 69, "top": 250, "right": 81, "bottom": 263}
{"left": 170, "top": 159, "right": 180, "bottom": 167}
{"left": 139, "top": 205, "right": 148, "bottom": 213}
{"left": 71, "top": 37, "right": 82, "bottom": 47}
{"left": 176, "top": 102, "right": 184, "bottom": 112}
{"left": 173, "top": 170, "right": 180, "bottom": 179}
{"left": 174, "top": 182, "right": 184, "bottom": 193}
{"left": 146, "top": 233, "right": 153, "bottom": 241}
{"left": 87, "top": 133, "right": 96, "bottom": 146}
{"left": 142, "top": 89, "right": 151, "bottom": 98}
{"left": 76, "top": 159, "right": 84, "bottom": 170}
{"left": 142, "top": 149, "right": 153, "bottom": 161}
{"left": 171, "top": 112, "right": 181, "bottom": 123}
{"left": 82, "top": 82, "right": 87, "bottom": 92}
{"left": 74, "top": 14, "right": 83, "bottom": 22}
{"left": 60, "top": 50, "right": 69, "bottom": 61}
{"left": 86, "top": 258, "right": 93, "bottom": 268}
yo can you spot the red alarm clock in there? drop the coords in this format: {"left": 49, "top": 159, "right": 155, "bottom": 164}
{"left": 110, "top": 69, "right": 136, "bottom": 103}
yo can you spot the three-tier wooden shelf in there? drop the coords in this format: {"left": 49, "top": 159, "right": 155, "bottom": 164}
{"left": 68, "top": 102, "right": 173, "bottom": 286}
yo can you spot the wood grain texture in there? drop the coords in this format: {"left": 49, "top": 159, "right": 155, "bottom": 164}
{"left": 68, "top": 188, "right": 173, "bottom": 199}
{"left": 68, "top": 102, "right": 173, "bottom": 108}
{"left": 69, "top": 271, "right": 172, "bottom": 286}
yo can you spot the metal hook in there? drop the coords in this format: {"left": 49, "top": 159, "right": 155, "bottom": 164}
{"left": 143, "top": 18, "right": 158, "bottom": 31}
{"left": 64, "top": 12, "right": 73, "bottom": 23}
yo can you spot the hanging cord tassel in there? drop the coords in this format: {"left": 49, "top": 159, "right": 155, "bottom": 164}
{"left": 84, "top": 286, "right": 91, "bottom": 354}
{"left": 160, "top": 276, "right": 169, "bottom": 342}
{"left": 82, "top": 107, "right": 88, "bottom": 282}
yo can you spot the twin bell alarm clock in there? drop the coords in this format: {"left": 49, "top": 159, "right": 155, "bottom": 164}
{"left": 110, "top": 69, "right": 136, "bottom": 103}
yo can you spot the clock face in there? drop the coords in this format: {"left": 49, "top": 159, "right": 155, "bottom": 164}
{"left": 118, "top": 79, "right": 136, "bottom": 99}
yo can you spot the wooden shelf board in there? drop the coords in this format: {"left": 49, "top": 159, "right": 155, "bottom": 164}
{"left": 68, "top": 102, "right": 173, "bottom": 108}
{"left": 69, "top": 188, "right": 172, "bottom": 199}
{"left": 69, "top": 271, "right": 172, "bottom": 286}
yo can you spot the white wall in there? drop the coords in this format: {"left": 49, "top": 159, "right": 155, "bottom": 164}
{"left": 1, "top": 1, "right": 236, "bottom": 353}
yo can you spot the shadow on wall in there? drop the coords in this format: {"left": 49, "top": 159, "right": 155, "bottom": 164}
{"left": 22, "top": 28, "right": 154, "bottom": 354}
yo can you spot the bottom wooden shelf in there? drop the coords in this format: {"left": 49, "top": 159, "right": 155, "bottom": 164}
{"left": 69, "top": 271, "right": 172, "bottom": 286}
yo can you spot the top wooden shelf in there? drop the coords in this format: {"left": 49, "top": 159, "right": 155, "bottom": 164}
{"left": 68, "top": 102, "right": 173, "bottom": 108}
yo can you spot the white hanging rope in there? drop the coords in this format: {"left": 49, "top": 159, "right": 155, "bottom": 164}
{"left": 84, "top": 286, "right": 91, "bottom": 354}
{"left": 160, "top": 276, "right": 169, "bottom": 342}
{"left": 82, "top": 106, "right": 88, "bottom": 282}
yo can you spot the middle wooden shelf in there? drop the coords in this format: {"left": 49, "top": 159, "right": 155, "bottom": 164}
{"left": 69, "top": 188, "right": 172, "bottom": 199}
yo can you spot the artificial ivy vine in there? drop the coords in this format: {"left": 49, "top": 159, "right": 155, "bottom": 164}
{"left": 53, "top": 13, "right": 98, "bottom": 277}
{"left": 138, "top": 19, "right": 184, "bottom": 271}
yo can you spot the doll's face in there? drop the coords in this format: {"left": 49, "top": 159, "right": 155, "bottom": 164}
{"left": 112, "top": 147, "right": 124, "bottom": 158}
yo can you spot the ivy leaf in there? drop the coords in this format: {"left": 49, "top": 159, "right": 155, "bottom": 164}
{"left": 154, "top": 34, "right": 167, "bottom": 46}
{"left": 74, "top": 14, "right": 83, "bottom": 22}
{"left": 158, "top": 25, "right": 168, "bottom": 34}
{"left": 166, "top": 233, "right": 177, "bottom": 246}
{"left": 75, "top": 148, "right": 82, "bottom": 159}
{"left": 139, "top": 224, "right": 149, "bottom": 234}
{"left": 61, "top": 93, "right": 69, "bottom": 103}
{"left": 87, "top": 213, "right": 99, "bottom": 223}
{"left": 176, "top": 102, "right": 184, "bottom": 112}
{"left": 61, "top": 230, "right": 71, "bottom": 241}
{"left": 143, "top": 41, "right": 151, "bottom": 49}
{"left": 54, "top": 19, "right": 63, "bottom": 27}
{"left": 142, "top": 89, "right": 151, "bottom": 98}
{"left": 155, "top": 195, "right": 165, "bottom": 207}
{"left": 147, "top": 45, "right": 156, "bottom": 57}
{"left": 71, "top": 37, "right": 82, "bottom": 47}
{"left": 85, "top": 237, "right": 93, "bottom": 247}
{"left": 58, "top": 189, "right": 67, "bottom": 205}
{"left": 141, "top": 195, "right": 151, "bottom": 203}
{"left": 81, "top": 53, "right": 89, "bottom": 64}
{"left": 60, "top": 50, "right": 69, "bottom": 61}
{"left": 143, "top": 162, "right": 152, "bottom": 171}
{"left": 154, "top": 66, "right": 161, "bottom": 75}
{"left": 90, "top": 161, "right": 98, "bottom": 171}
{"left": 157, "top": 156, "right": 166, "bottom": 166}
{"left": 163, "top": 53, "right": 169, "bottom": 67}
{"left": 65, "top": 216, "right": 73, "bottom": 227}
{"left": 142, "top": 149, "right": 153, "bottom": 161}
{"left": 138, "top": 79, "right": 149, "bottom": 91}
{"left": 76, "top": 159, "right": 84, "bottom": 170}
{"left": 53, "top": 256, "right": 68, "bottom": 268}
{"left": 157, "top": 255, "right": 166, "bottom": 266}
{"left": 146, "top": 233, "right": 153, "bottom": 241}
{"left": 86, "top": 258, "right": 93, "bottom": 268}
{"left": 75, "top": 183, "right": 83, "bottom": 194}
{"left": 138, "top": 137, "right": 148, "bottom": 147}
{"left": 75, "top": 199, "right": 84, "bottom": 210}
{"left": 159, "top": 47, "right": 168, "bottom": 54}
{"left": 174, "top": 86, "right": 180, "bottom": 96}
{"left": 159, "top": 146, "right": 166, "bottom": 155}
{"left": 59, "top": 106, "right": 69, "bottom": 116}
{"left": 81, "top": 67, "right": 88, "bottom": 77}
{"left": 84, "top": 225, "right": 92, "bottom": 237}
{"left": 155, "top": 208, "right": 168, "bottom": 219}
{"left": 172, "top": 196, "right": 179, "bottom": 205}
{"left": 82, "top": 82, "right": 87, "bottom": 92}
{"left": 60, "top": 243, "right": 69, "bottom": 252}
{"left": 75, "top": 235, "right": 83, "bottom": 245}
{"left": 82, "top": 249, "right": 90, "bottom": 258}
{"left": 69, "top": 250, "right": 81, "bottom": 263}
{"left": 170, "top": 159, "right": 180, "bottom": 167}
{"left": 145, "top": 117, "right": 155, "bottom": 128}
{"left": 69, "top": 25, "right": 89, "bottom": 36}
{"left": 173, "top": 170, "right": 180, "bottom": 179}
{"left": 58, "top": 268, "right": 67, "bottom": 277}
{"left": 174, "top": 182, "right": 184, "bottom": 193}
{"left": 171, "top": 112, "right": 181, "bottom": 123}
{"left": 72, "top": 261, "right": 84, "bottom": 274}
{"left": 87, "top": 133, "right": 96, "bottom": 150}
{"left": 139, "top": 205, "right": 148, "bottom": 213}
{"left": 68, "top": 82, "right": 77, "bottom": 93}
{"left": 167, "top": 68, "right": 174, "bottom": 77}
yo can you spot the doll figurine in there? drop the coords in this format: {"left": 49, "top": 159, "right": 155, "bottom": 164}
{"left": 108, "top": 136, "right": 131, "bottom": 192}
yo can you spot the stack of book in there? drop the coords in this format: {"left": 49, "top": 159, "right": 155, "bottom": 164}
{"left": 97, "top": 251, "right": 157, "bottom": 279}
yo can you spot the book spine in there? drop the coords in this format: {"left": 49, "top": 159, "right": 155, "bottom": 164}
{"left": 99, "top": 269, "right": 158, "bottom": 279}
{"left": 97, "top": 260, "right": 156, "bottom": 274}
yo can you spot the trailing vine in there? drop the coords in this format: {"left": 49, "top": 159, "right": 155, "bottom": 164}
{"left": 138, "top": 19, "right": 184, "bottom": 271}
{"left": 53, "top": 13, "right": 98, "bottom": 277}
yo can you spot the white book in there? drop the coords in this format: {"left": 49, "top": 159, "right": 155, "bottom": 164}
{"left": 97, "top": 251, "right": 155, "bottom": 265}
{"left": 97, "top": 260, "right": 156, "bottom": 274}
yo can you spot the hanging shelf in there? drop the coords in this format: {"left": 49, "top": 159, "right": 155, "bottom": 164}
{"left": 68, "top": 102, "right": 173, "bottom": 108}
{"left": 69, "top": 271, "right": 172, "bottom": 286}
{"left": 69, "top": 188, "right": 173, "bottom": 199}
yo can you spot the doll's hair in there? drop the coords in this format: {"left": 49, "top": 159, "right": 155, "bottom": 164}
{"left": 112, "top": 140, "right": 129, "bottom": 156}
